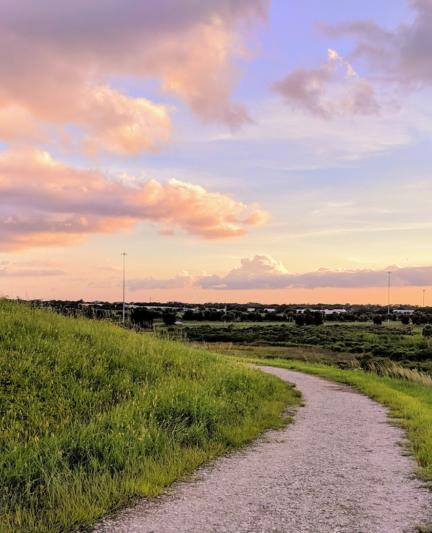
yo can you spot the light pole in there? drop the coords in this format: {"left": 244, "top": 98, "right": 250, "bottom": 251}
{"left": 121, "top": 252, "right": 127, "bottom": 324}
{"left": 387, "top": 271, "right": 392, "bottom": 323}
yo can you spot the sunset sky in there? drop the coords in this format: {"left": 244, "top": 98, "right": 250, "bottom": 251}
{"left": 1, "top": 0, "right": 431, "bottom": 304}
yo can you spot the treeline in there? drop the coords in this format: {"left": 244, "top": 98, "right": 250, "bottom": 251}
{"left": 26, "top": 299, "right": 432, "bottom": 328}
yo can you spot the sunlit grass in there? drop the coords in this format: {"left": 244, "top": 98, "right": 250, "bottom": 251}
{"left": 0, "top": 301, "right": 299, "bottom": 532}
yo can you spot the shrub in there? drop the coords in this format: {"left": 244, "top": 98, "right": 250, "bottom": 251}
{"left": 373, "top": 315, "right": 383, "bottom": 326}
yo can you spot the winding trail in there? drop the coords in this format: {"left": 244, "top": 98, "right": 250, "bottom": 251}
{"left": 95, "top": 367, "right": 432, "bottom": 533}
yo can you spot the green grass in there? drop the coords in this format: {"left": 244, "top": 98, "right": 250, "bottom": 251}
{"left": 0, "top": 301, "right": 299, "bottom": 532}
{"left": 200, "top": 342, "right": 358, "bottom": 365}
{"left": 242, "top": 357, "right": 432, "bottom": 484}
{"left": 183, "top": 321, "right": 432, "bottom": 372}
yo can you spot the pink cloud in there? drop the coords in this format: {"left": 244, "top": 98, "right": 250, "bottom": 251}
{"left": 196, "top": 255, "right": 432, "bottom": 289}
{"left": 0, "top": 147, "right": 268, "bottom": 250}
{"left": 0, "top": 1, "right": 268, "bottom": 151}
{"left": 273, "top": 49, "right": 380, "bottom": 118}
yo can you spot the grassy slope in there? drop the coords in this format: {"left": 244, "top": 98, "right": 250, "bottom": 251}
{"left": 245, "top": 358, "right": 432, "bottom": 484}
{"left": 0, "top": 301, "right": 299, "bottom": 533}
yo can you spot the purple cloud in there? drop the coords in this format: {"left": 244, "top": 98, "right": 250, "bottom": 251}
{"left": 0, "top": 0, "right": 269, "bottom": 151}
{"left": 197, "top": 256, "right": 432, "bottom": 290}
{"left": 273, "top": 49, "right": 380, "bottom": 118}
{"left": 320, "top": 0, "right": 432, "bottom": 87}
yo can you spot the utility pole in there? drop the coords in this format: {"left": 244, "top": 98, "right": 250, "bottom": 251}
{"left": 387, "top": 271, "right": 392, "bottom": 323}
{"left": 423, "top": 288, "right": 426, "bottom": 308}
{"left": 121, "top": 252, "right": 127, "bottom": 324}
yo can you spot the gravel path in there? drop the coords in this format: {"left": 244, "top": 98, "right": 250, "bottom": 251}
{"left": 95, "top": 367, "right": 432, "bottom": 533}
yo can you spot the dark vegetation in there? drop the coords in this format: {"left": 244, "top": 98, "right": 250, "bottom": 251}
{"left": 30, "top": 298, "right": 432, "bottom": 326}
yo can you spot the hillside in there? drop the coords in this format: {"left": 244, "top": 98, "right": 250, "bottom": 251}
{"left": 0, "top": 301, "right": 297, "bottom": 532}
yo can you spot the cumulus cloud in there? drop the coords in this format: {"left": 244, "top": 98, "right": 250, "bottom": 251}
{"left": 272, "top": 49, "right": 380, "bottom": 118}
{"left": 320, "top": 0, "right": 432, "bottom": 87}
{"left": 0, "top": 0, "right": 268, "bottom": 151}
{"left": 0, "top": 147, "right": 268, "bottom": 250}
{"left": 196, "top": 255, "right": 432, "bottom": 290}
{"left": 78, "top": 87, "right": 172, "bottom": 155}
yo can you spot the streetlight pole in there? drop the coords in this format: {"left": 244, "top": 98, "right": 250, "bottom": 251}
{"left": 121, "top": 252, "right": 127, "bottom": 324}
{"left": 387, "top": 271, "right": 392, "bottom": 323}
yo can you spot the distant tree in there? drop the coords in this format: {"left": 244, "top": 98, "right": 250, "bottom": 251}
{"left": 162, "top": 312, "right": 177, "bottom": 326}
{"left": 294, "top": 313, "right": 305, "bottom": 326}
{"left": 304, "top": 310, "right": 324, "bottom": 326}
{"left": 182, "top": 309, "right": 195, "bottom": 320}
{"left": 94, "top": 308, "right": 106, "bottom": 320}
{"left": 373, "top": 315, "right": 383, "bottom": 326}
{"left": 222, "top": 311, "right": 236, "bottom": 322}
{"left": 204, "top": 310, "right": 224, "bottom": 321}
{"left": 183, "top": 310, "right": 205, "bottom": 321}
{"left": 246, "top": 312, "right": 263, "bottom": 322}
{"left": 284, "top": 312, "right": 295, "bottom": 323}
{"left": 422, "top": 325, "right": 432, "bottom": 339}
{"left": 400, "top": 315, "right": 411, "bottom": 326}
{"left": 412, "top": 312, "right": 428, "bottom": 325}
{"left": 130, "top": 307, "right": 155, "bottom": 328}
{"left": 312, "top": 312, "right": 324, "bottom": 326}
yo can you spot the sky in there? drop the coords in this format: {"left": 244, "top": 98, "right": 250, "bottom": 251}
{"left": 1, "top": 0, "right": 431, "bottom": 305}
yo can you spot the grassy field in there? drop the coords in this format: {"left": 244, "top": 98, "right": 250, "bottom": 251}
{"left": 199, "top": 342, "right": 358, "bottom": 366}
{"left": 230, "top": 355, "right": 432, "bottom": 484}
{"left": 0, "top": 301, "right": 299, "bottom": 532}
{"left": 183, "top": 322, "right": 432, "bottom": 371}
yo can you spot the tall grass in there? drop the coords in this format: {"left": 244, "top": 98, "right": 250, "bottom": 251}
{"left": 362, "top": 360, "right": 432, "bottom": 387}
{"left": 0, "top": 301, "right": 298, "bottom": 532}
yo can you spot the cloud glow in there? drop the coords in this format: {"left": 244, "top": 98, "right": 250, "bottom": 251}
{"left": 0, "top": 148, "right": 268, "bottom": 250}
{"left": 128, "top": 256, "right": 432, "bottom": 291}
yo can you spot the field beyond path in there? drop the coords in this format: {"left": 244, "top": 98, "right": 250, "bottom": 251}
{"left": 96, "top": 367, "right": 432, "bottom": 533}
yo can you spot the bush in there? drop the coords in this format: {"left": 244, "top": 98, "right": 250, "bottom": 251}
{"left": 130, "top": 307, "right": 155, "bottom": 328}
{"left": 422, "top": 325, "right": 432, "bottom": 338}
{"left": 162, "top": 311, "right": 177, "bottom": 326}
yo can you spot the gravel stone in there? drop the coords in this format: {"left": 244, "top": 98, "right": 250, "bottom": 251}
{"left": 94, "top": 367, "right": 432, "bottom": 533}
